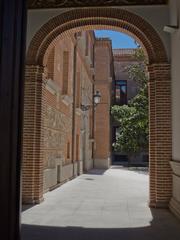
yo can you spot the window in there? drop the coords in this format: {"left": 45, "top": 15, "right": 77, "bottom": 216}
{"left": 62, "top": 51, "right": 69, "bottom": 95}
{"left": 76, "top": 135, "right": 79, "bottom": 161}
{"left": 85, "top": 32, "right": 89, "bottom": 56}
{"left": 115, "top": 80, "right": 127, "bottom": 105}
{"left": 67, "top": 142, "right": 70, "bottom": 160}
{"left": 47, "top": 47, "right": 55, "bottom": 80}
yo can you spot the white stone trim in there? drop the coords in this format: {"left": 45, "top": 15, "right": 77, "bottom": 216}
{"left": 85, "top": 55, "right": 91, "bottom": 66}
{"left": 45, "top": 78, "right": 59, "bottom": 95}
{"left": 61, "top": 95, "right": 73, "bottom": 105}
{"left": 90, "top": 66, "right": 95, "bottom": 75}
{"left": 108, "top": 77, "right": 113, "bottom": 83}
{"left": 89, "top": 138, "right": 95, "bottom": 143}
{"left": 76, "top": 107, "right": 83, "bottom": 115}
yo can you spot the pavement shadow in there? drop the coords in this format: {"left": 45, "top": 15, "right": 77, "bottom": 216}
{"left": 110, "top": 165, "right": 149, "bottom": 175}
{"left": 22, "top": 204, "right": 35, "bottom": 212}
{"left": 87, "top": 169, "right": 107, "bottom": 175}
{"left": 21, "top": 209, "right": 180, "bottom": 240}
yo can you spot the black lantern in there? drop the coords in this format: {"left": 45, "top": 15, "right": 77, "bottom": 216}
{"left": 81, "top": 90, "right": 101, "bottom": 111}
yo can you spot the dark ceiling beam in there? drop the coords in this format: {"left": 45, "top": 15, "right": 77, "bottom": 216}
{"left": 28, "top": 0, "right": 168, "bottom": 9}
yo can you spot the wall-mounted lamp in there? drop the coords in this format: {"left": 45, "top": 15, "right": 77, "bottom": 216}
{"left": 163, "top": 25, "right": 179, "bottom": 34}
{"left": 81, "top": 90, "right": 101, "bottom": 111}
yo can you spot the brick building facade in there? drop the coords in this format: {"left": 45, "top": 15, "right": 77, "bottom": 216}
{"left": 22, "top": 31, "right": 156, "bottom": 203}
{"left": 22, "top": 32, "right": 94, "bottom": 203}
{"left": 113, "top": 49, "right": 139, "bottom": 103}
{"left": 22, "top": 31, "right": 114, "bottom": 203}
{"left": 94, "top": 38, "right": 114, "bottom": 169}
{"left": 112, "top": 48, "right": 148, "bottom": 166}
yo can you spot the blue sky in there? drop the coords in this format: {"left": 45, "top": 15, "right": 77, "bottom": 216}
{"left": 94, "top": 30, "right": 138, "bottom": 49}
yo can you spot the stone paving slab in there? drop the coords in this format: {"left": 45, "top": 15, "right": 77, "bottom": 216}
{"left": 22, "top": 167, "right": 180, "bottom": 240}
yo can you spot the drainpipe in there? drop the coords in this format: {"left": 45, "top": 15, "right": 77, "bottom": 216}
{"left": 92, "top": 75, "right": 95, "bottom": 169}
{"left": 72, "top": 34, "right": 77, "bottom": 177}
{"left": 92, "top": 44, "right": 95, "bottom": 169}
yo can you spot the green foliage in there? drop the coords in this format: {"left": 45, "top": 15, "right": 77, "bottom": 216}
{"left": 111, "top": 48, "right": 149, "bottom": 153}
{"left": 125, "top": 48, "right": 148, "bottom": 88}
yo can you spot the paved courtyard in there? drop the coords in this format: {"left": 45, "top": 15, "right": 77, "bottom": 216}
{"left": 22, "top": 167, "right": 180, "bottom": 240}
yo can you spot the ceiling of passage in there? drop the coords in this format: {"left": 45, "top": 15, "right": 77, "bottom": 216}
{"left": 28, "top": 0, "right": 168, "bottom": 9}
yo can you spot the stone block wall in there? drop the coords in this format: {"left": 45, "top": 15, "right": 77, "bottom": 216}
{"left": 43, "top": 38, "right": 75, "bottom": 193}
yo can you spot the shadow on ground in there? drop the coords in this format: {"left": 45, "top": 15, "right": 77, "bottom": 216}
{"left": 22, "top": 205, "right": 35, "bottom": 212}
{"left": 21, "top": 168, "right": 180, "bottom": 240}
{"left": 87, "top": 169, "right": 107, "bottom": 175}
{"left": 21, "top": 209, "right": 180, "bottom": 240}
{"left": 111, "top": 165, "right": 149, "bottom": 175}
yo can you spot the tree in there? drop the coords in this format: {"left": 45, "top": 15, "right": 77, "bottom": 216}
{"left": 111, "top": 48, "right": 149, "bottom": 153}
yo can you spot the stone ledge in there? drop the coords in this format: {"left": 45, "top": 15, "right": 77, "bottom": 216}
{"left": 89, "top": 138, "right": 95, "bottom": 143}
{"left": 22, "top": 197, "right": 44, "bottom": 205}
{"left": 60, "top": 163, "right": 74, "bottom": 182}
{"left": 94, "top": 158, "right": 110, "bottom": 169}
{"left": 45, "top": 78, "right": 59, "bottom": 95}
{"left": 76, "top": 108, "right": 83, "bottom": 115}
{"left": 43, "top": 168, "right": 57, "bottom": 192}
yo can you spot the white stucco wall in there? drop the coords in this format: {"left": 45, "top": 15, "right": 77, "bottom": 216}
{"left": 170, "top": 0, "right": 180, "bottom": 161}
{"left": 27, "top": 8, "right": 67, "bottom": 48}
{"left": 169, "top": 0, "right": 180, "bottom": 220}
{"left": 27, "top": 5, "right": 170, "bottom": 59}
{"left": 123, "top": 5, "right": 170, "bottom": 59}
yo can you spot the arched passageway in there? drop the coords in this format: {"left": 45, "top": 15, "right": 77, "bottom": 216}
{"left": 23, "top": 8, "right": 172, "bottom": 208}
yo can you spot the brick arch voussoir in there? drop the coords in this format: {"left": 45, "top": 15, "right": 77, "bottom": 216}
{"left": 27, "top": 8, "right": 168, "bottom": 65}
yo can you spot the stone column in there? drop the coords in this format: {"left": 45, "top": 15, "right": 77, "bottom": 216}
{"left": 22, "top": 65, "right": 45, "bottom": 204}
{"left": 148, "top": 63, "right": 172, "bottom": 208}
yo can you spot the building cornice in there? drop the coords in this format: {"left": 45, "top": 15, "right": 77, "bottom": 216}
{"left": 95, "top": 39, "right": 112, "bottom": 48}
{"left": 28, "top": 0, "right": 167, "bottom": 9}
{"left": 113, "top": 48, "right": 138, "bottom": 61}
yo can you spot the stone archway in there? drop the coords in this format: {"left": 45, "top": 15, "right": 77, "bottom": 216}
{"left": 23, "top": 8, "right": 172, "bottom": 208}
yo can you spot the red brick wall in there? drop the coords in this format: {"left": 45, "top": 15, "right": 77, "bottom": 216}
{"left": 113, "top": 49, "right": 139, "bottom": 101}
{"left": 22, "top": 32, "right": 95, "bottom": 203}
{"left": 22, "top": 65, "right": 45, "bottom": 204}
{"left": 148, "top": 64, "right": 172, "bottom": 207}
{"left": 94, "top": 40, "right": 113, "bottom": 167}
